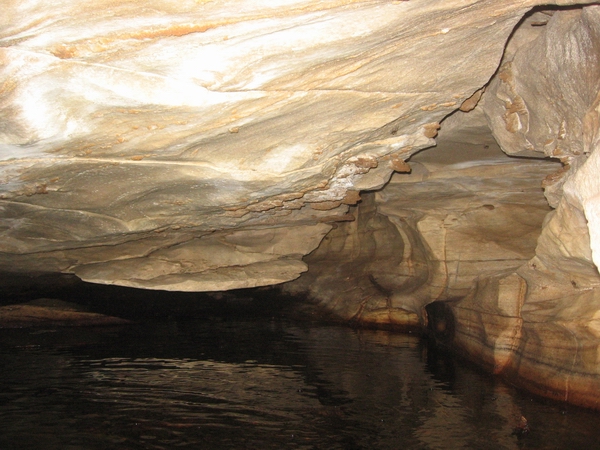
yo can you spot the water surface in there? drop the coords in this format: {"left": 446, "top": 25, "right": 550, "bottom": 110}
{"left": 1, "top": 293, "right": 599, "bottom": 449}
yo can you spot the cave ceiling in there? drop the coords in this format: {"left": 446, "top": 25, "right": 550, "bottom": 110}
{"left": 0, "top": 0, "right": 597, "bottom": 291}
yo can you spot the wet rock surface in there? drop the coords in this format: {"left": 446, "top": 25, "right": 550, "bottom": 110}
{"left": 443, "top": 5, "right": 600, "bottom": 411}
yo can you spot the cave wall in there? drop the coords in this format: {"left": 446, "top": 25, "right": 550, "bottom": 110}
{"left": 284, "top": 116, "right": 559, "bottom": 327}
{"left": 287, "top": 4, "right": 600, "bottom": 409}
{"left": 448, "top": 5, "right": 600, "bottom": 410}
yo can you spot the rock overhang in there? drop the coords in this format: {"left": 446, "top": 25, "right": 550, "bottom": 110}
{"left": 0, "top": 0, "right": 597, "bottom": 291}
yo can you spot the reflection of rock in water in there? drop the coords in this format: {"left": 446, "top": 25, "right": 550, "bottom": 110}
{"left": 310, "top": 405, "right": 348, "bottom": 419}
{"left": 2, "top": 311, "right": 600, "bottom": 449}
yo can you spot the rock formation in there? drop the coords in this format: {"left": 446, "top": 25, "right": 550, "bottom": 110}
{"left": 288, "top": 4, "right": 600, "bottom": 409}
{"left": 447, "top": 5, "right": 600, "bottom": 410}
{"left": 284, "top": 113, "right": 560, "bottom": 329}
{"left": 2, "top": 1, "right": 600, "bottom": 408}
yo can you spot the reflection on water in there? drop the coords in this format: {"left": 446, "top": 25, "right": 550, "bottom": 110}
{"left": 1, "top": 301, "right": 599, "bottom": 449}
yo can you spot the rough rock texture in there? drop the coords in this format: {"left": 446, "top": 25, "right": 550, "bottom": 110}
{"left": 0, "top": 0, "right": 588, "bottom": 290}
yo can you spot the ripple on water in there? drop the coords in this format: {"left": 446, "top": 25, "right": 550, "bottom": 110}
{"left": 1, "top": 318, "right": 600, "bottom": 450}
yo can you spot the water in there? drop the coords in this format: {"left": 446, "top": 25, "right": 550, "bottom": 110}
{"left": 1, "top": 293, "right": 599, "bottom": 449}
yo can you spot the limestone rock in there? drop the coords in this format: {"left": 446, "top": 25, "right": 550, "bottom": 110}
{"left": 289, "top": 3, "right": 600, "bottom": 410}
{"left": 481, "top": 6, "right": 600, "bottom": 206}
{"left": 285, "top": 122, "right": 557, "bottom": 327}
{"left": 436, "top": 5, "right": 600, "bottom": 410}
{"left": 2, "top": 0, "right": 600, "bottom": 411}
{"left": 284, "top": 193, "right": 422, "bottom": 330}
{"left": 0, "top": 0, "right": 587, "bottom": 290}
{"left": 75, "top": 224, "right": 331, "bottom": 291}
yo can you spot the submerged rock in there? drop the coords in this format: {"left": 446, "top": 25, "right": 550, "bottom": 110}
{"left": 0, "top": 299, "right": 131, "bottom": 328}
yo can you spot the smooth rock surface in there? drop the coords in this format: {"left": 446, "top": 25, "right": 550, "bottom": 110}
{"left": 0, "top": 0, "right": 589, "bottom": 290}
{"left": 432, "top": 5, "right": 600, "bottom": 410}
{"left": 284, "top": 116, "right": 558, "bottom": 328}
{"left": 0, "top": 298, "right": 131, "bottom": 328}
{"left": 289, "top": 4, "right": 600, "bottom": 410}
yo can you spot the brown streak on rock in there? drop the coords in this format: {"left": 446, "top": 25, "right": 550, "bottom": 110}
{"left": 342, "top": 190, "right": 361, "bottom": 205}
{"left": 459, "top": 88, "right": 485, "bottom": 112}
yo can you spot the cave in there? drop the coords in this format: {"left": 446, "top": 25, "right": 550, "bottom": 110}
{"left": 2, "top": 0, "right": 600, "bottom": 442}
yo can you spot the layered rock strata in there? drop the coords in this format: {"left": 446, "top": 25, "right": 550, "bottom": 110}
{"left": 444, "top": 5, "right": 600, "bottom": 410}
{"left": 2, "top": 1, "right": 600, "bottom": 410}
{"left": 0, "top": 0, "right": 589, "bottom": 290}
{"left": 284, "top": 117, "right": 559, "bottom": 329}
{"left": 287, "top": 5, "right": 600, "bottom": 409}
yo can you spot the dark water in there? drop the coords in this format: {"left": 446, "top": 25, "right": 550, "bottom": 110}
{"left": 1, "top": 294, "right": 600, "bottom": 449}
